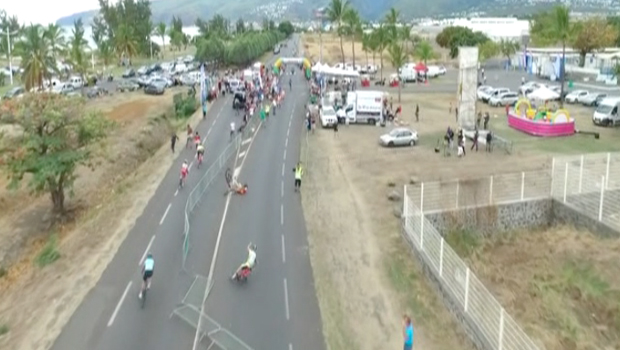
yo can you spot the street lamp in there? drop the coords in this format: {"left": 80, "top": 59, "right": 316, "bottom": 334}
{"left": 0, "top": 29, "right": 19, "bottom": 85}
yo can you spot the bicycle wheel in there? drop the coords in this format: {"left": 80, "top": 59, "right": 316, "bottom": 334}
{"left": 141, "top": 287, "right": 147, "bottom": 309}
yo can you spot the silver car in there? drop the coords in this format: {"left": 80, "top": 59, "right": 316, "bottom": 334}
{"left": 379, "top": 127, "right": 419, "bottom": 147}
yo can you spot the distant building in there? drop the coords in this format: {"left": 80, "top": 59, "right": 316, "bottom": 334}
{"left": 420, "top": 17, "right": 530, "bottom": 42}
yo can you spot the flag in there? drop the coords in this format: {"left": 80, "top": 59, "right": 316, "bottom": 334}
{"left": 200, "top": 63, "right": 207, "bottom": 108}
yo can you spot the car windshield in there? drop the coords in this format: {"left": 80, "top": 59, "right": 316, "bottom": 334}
{"left": 323, "top": 109, "right": 336, "bottom": 116}
{"left": 389, "top": 129, "right": 404, "bottom": 137}
{"left": 595, "top": 104, "right": 614, "bottom": 114}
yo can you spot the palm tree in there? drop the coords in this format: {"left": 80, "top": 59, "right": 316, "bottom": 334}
{"left": 156, "top": 22, "right": 167, "bottom": 57}
{"left": 69, "top": 19, "right": 89, "bottom": 80}
{"left": 361, "top": 33, "right": 371, "bottom": 64}
{"left": 384, "top": 7, "right": 400, "bottom": 41}
{"left": 414, "top": 40, "right": 435, "bottom": 65}
{"left": 98, "top": 41, "right": 115, "bottom": 70}
{"left": 373, "top": 25, "right": 390, "bottom": 80}
{"left": 326, "top": 0, "right": 349, "bottom": 65}
{"left": 18, "top": 24, "right": 54, "bottom": 91}
{"left": 387, "top": 43, "right": 408, "bottom": 102}
{"left": 343, "top": 8, "right": 362, "bottom": 67}
{"left": 114, "top": 23, "right": 138, "bottom": 65}
{"left": 44, "top": 24, "right": 65, "bottom": 63}
{"left": 399, "top": 25, "right": 412, "bottom": 53}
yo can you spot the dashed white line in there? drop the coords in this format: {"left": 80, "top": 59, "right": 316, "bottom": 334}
{"left": 283, "top": 278, "right": 290, "bottom": 320}
{"left": 287, "top": 128, "right": 290, "bottom": 138}
{"left": 281, "top": 163, "right": 285, "bottom": 177}
{"left": 281, "top": 181, "right": 284, "bottom": 197}
{"left": 174, "top": 189, "right": 179, "bottom": 197}
{"left": 283, "top": 149, "right": 287, "bottom": 160}
{"left": 107, "top": 281, "right": 132, "bottom": 327}
{"left": 280, "top": 204, "right": 284, "bottom": 225}
{"left": 285, "top": 138, "right": 288, "bottom": 148}
{"left": 159, "top": 203, "right": 171, "bottom": 225}
{"left": 281, "top": 235, "right": 286, "bottom": 263}
{"left": 188, "top": 161, "right": 194, "bottom": 171}
{"left": 289, "top": 344, "right": 293, "bottom": 350}
{"left": 139, "top": 235, "right": 157, "bottom": 265}
{"left": 242, "top": 138, "right": 252, "bottom": 146}
{"left": 238, "top": 151, "right": 246, "bottom": 159}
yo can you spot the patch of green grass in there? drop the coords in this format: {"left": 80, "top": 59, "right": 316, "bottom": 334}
{"left": 35, "top": 234, "right": 61, "bottom": 267}
{"left": 445, "top": 228, "right": 480, "bottom": 258}
{"left": 0, "top": 323, "right": 9, "bottom": 336}
{"left": 0, "top": 266, "right": 6, "bottom": 278}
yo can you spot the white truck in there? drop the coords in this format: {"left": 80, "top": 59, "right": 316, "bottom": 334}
{"left": 344, "top": 91, "right": 384, "bottom": 125}
{"left": 592, "top": 97, "right": 620, "bottom": 127}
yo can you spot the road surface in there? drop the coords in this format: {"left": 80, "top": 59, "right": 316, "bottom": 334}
{"left": 51, "top": 36, "right": 325, "bottom": 350}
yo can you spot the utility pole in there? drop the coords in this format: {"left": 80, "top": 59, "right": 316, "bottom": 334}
{"left": 0, "top": 29, "right": 19, "bottom": 85}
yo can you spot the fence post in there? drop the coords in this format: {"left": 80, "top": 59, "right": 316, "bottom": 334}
{"left": 498, "top": 308, "right": 505, "bottom": 350}
{"left": 550, "top": 157, "right": 555, "bottom": 196}
{"left": 439, "top": 238, "right": 444, "bottom": 278}
{"left": 599, "top": 176, "right": 605, "bottom": 222}
{"left": 578, "top": 155, "right": 584, "bottom": 193}
{"left": 464, "top": 268, "right": 470, "bottom": 312}
{"left": 403, "top": 185, "right": 408, "bottom": 218}
{"left": 420, "top": 183, "right": 424, "bottom": 249}
{"left": 489, "top": 176, "right": 494, "bottom": 204}
{"left": 563, "top": 162, "right": 568, "bottom": 203}
{"left": 455, "top": 181, "right": 460, "bottom": 209}
{"left": 605, "top": 153, "right": 611, "bottom": 189}
{"left": 520, "top": 172, "right": 525, "bottom": 200}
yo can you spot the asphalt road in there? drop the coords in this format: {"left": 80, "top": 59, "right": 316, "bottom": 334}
{"left": 50, "top": 35, "right": 325, "bottom": 350}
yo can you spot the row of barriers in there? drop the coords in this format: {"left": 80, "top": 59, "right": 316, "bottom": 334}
{"left": 402, "top": 152, "right": 620, "bottom": 350}
{"left": 181, "top": 111, "right": 260, "bottom": 270}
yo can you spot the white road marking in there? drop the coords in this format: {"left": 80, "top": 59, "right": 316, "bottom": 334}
{"left": 174, "top": 189, "right": 179, "bottom": 197}
{"left": 188, "top": 161, "right": 194, "bottom": 171}
{"left": 283, "top": 149, "right": 287, "bottom": 160}
{"left": 287, "top": 128, "right": 290, "bottom": 138}
{"left": 280, "top": 204, "right": 284, "bottom": 225}
{"left": 281, "top": 181, "right": 284, "bottom": 197}
{"left": 159, "top": 204, "right": 171, "bottom": 225}
{"left": 289, "top": 344, "right": 293, "bottom": 350}
{"left": 283, "top": 278, "right": 290, "bottom": 320}
{"left": 238, "top": 151, "right": 246, "bottom": 159}
{"left": 107, "top": 281, "right": 132, "bottom": 327}
{"left": 242, "top": 138, "right": 252, "bottom": 146}
{"left": 281, "top": 235, "right": 286, "bottom": 263}
{"left": 285, "top": 137, "right": 288, "bottom": 148}
{"left": 282, "top": 163, "right": 285, "bottom": 177}
{"left": 234, "top": 166, "right": 241, "bottom": 178}
{"left": 139, "top": 235, "right": 156, "bottom": 265}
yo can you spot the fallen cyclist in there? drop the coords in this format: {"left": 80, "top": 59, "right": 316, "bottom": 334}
{"left": 224, "top": 169, "right": 248, "bottom": 195}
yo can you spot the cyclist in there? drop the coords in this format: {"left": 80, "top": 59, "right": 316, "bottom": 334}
{"left": 196, "top": 144, "right": 205, "bottom": 166}
{"left": 139, "top": 253, "right": 154, "bottom": 299}
{"left": 230, "top": 122, "right": 236, "bottom": 140}
{"left": 180, "top": 159, "right": 189, "bottom": 186}
{"left": 194, "top": 132, "right": 201, "bottom": 149}
{"left": 289, "top": 77, "right": 292, "bottom": 90}
{"left": 232, "top": 243, "right": 257, "bottom": 279}
{"left": 265, "top": 103, "right": 270, "bottom": 119}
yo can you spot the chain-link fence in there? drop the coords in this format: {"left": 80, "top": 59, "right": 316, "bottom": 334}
{"left": 181, "top": 112, "right": 261, "bottom": 269}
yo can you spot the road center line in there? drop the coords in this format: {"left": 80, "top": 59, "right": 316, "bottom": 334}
{"left": 289, "top": 344, "right": 293, "bottom": 350}
{"left": 159, "top": 203, "right": 171, "bottom": 225}
{"left": 281, "top": 235, "right": 286, "bottom": 263}
{"left": 283, "top": 149, "right": 287, "bottom": 160}
{"left": 139, "top": 235, "right": 156, "bottom": 265}
{"left": 174, "top": 189, "right": 179, "bottom": 197}
{"left": 280, "top": 204, "right": 284, "bottom": 226}
{"left": 281, "top": 163, "right": 285, "bottom": 177}
{"left": 281, "top": 181, "right": 284, "bottom": 197}
{"left": 285, "top": 137, "right": 288, "bottom": 148}
{"left": 283, "top": 278, "right": 290, "bottom": 320}
{"left": 238, "top": 150, "right": 246, "bottom": 159}
{"left": 107, "top": 281, "right": 132, "bottom": 327}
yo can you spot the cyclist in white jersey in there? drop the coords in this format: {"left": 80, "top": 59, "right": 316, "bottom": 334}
{"left": 139, "top": 253, "right": 154, "bottom": 299}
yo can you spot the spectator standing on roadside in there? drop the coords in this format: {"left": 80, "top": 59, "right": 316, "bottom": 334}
{"left": 170, "top": 133, "right": 179, "bottom": 153}
{"left": 403, "top": 315, "right": 414, "bottom": 350}
{"left": 415, "top": 104, "right": 419, "bottom": 122}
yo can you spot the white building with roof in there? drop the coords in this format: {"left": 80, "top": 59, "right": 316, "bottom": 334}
{"left": 420, "top": 17, "right": 530, "bottom": 42}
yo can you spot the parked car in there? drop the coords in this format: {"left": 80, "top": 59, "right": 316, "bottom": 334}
{"left": 379, "top": 127, "right": 419, "bottom": 147}
{"left": 137, "top": 66, "right": 149, "bottom": 75}
{"left": 122, "top": 69, "right": 136, "bottom": 78}
{"left": 117, "top": 80, "right": 140, "bottom": 92}
{"left": 144, "top": 82, "right": 165, "bottom": 95}
{"left": 581, "top": 93, "right": 607, "bottom": 107}
{"left": 519, "top": 81, "right": 545, "bottom": 95}
{"left": 485, "top": 87, "right": 510, "bottom": 103}
{"left": 549, "top": 85, "right": 570, "bottom": 99}
{"left": 2, "top": 86, "right": 25, "bottom": 100}
{"left": 86, "top": 86, "right": 109, "bottom": 98}
{"left": 149, "top": 76, "right": 173, "bottom": 88}
{"left": 477, "top": 86, "right": 493, "bottom": 101}
{"left": 565, "top": 90, "right": 589, "bottom": 104}
{"left": 489, "top": 92, "right": 519, "bottom": 107}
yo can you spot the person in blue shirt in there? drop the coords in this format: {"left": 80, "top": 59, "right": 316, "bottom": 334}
{"left": 403, "top": 315, "right": 414, "bottom": 350}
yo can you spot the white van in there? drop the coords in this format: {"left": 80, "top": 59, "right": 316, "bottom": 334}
{"left": 592, "top": 97, "right": 620, "bottom": 127}
{"left": 68, "top": 76, "right": 84, "bottom": 88}
{"left": 399, "top": 66, "right": 417, "bottom": 82}
{"left": 320, "top": 106, "right": 338, "bottom": 128}
{"left": 344, "top": 90, "right": 384, "bottom": 125}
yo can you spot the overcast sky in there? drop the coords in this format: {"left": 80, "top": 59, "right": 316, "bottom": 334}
{"left": 3, "top": 0, "right": 103, "bottom": 25}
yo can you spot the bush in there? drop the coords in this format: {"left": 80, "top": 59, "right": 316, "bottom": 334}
{"left": 0, "top": 323, "right": 8, "bottom": 336}
{"left": 36, "top": 234, "right": 61, "bottom": 267}
{"left": 173, "top": 92, "right": 198, "bottom": 119}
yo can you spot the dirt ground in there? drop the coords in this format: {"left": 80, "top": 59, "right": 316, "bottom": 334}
{"left": 0, "top": 87, "right": 196, "bottom": 349}
{"left": 448, "top": 226, "right": 620, "bottom": 350}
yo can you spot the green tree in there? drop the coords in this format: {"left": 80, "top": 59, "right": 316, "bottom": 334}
{"left": 498, "top": 39, "right": 520, "bottom": 63}
{"left": 155, "top": 22, "right": 167, "bottom": 56}
{"left": 1, "top": 94, "right": 112, "bottom": 213}
{"left": 478, "top": 40, "right": 499, "bottom": 62}
{"left": 97, "top": 0, "right": 153, "bottom": 57}
{"left": 387, "top": 43, "right": 408, "bottom": 102}
{"left": 17, "top": 24, "right": 55, "bottom": 91}
{"left": 436, "top": 26, "right": 489, "bottom": 59}
{"left": 343, "top": 8, "right": 362, "bottom": 67}
{"left": 414, "top": 40, "right": 435, "bottom": 64}
{"left": 361, "top": 33, "right": 372, "bottom": 64}
{"left": 327, "top": 0, "right": 349, "bottom": 65}
{"left": 571, "top": 18, "right": 617, "bottom": 67}
{"left": 278, "top": 21, "right": 295, "bottom": 37}
{"left": 44, "top": 24, "right": 66, "bottom": 63}
{"left": 69, "top": 19, "right": 89, "bottom": 80}
{"left": 530, "top": 5, "right": 574, "bottom": 106}
{"left": 97, "top": 40, "right": 115, "bottom": 69}
{"left": 236, "top": 19, "right": 246, "bottom": 34}
{"left": 383, "top": 7, "right": 400, "bottom": 41}
{"left": 372, "top": 25, "right": 390, "bottom": 79}
{"left": 114, "top": 23, "right": 138, "bottom": 63}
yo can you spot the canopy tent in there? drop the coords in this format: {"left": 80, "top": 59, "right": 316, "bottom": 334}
{"left": 252, "top": 62, "right": 263, "bottom": 70}
{"left": 312, "top": 65, "right": 360, "bottom": 77}
{"left": 414, "top": 63, "right": 428, "bottom": 72}
{"left": 528, "top": 86, "right": 560, "bottom": 101}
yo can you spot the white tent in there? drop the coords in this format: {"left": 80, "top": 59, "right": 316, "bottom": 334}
{"left": 252, "top": 62, "right": 262, "bottom": 70}
{"left": 323, "top": 67, "right": 360, "bottom": 77}
{"left": 311, "top": 63, "right": 330, "bottom": 73}
{"left": 528, "top": 86, "right": 560, "bottom": 101}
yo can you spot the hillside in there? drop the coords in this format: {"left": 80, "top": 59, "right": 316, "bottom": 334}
{"left": 55, "top": 0, "right": 606, "bottom": 25}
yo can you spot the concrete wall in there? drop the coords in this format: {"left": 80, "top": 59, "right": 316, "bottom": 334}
{"left": 424, "top": 199, "right": 552, "bottom": 238}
